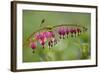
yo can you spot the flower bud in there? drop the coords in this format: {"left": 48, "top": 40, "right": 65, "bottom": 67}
{"left": 30, "top": 42, "right": 37, "bottom": 50}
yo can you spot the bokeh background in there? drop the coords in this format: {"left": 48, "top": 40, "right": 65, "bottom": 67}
{"left": 23, "top": 10, "right": 91, "bottom": 62}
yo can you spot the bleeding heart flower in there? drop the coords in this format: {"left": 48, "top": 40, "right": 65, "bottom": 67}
{"left": 35, "top": 33, "right": 46, "bottom": 48}
{"left": 66, "top": 28, "right": 70, "bottom": 37}
{"left": 73, "top": 28, "right": 77, "bottom": 36}
{"left": 44, "top": 31, "right": 53, "bottom": 38}
{"left": 35, "top": 33, "right": 45, "bottom": 40}
{"left": 30, "top": 42, "right": 37, "bottom": 50}
{"left": 70, "top": 28, "right": 75, "bottom": 37}
{"left": 48, "top": 38, "right": 56, "bottom": 48}
{"left": 58, "top": 27, "right": 66, "bottom": 39}
{"left": 77, "top": 28, "right": 81, "bottom": 35}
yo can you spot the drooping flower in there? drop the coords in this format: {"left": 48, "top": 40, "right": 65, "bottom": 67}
{"left": 35, "top": 33, "right": 46, "bottom": 48}
{"left": 66, "top": 28, "right": 70, "bottom": 37}
{"left": 58, "top": 27, "right": 66, "bottom": 39}
{"left": 50, "top": 31, "right": 55, "bottom": 37}
{"left": 72, "top": 28, "right": 77, "bottom": 37}
{"left": 77, "top": 28, "right": 81, "bottom": 35}
{"left": 30, "top": 42, "right": 37, "bottom": 50}
{"left": 35, "top": 33, "right": 45, "bottom": 41}
{"left": 73, "top": 28, "right": 77, "bottom": 34}
{"left": 48, "top": 40, "right": 53, "bottom": 48}
{"left": 70, "top": 28, "right": 73, "bottom": 33}
{"left": 41, "top": 40, "right": 45, "bottom": 48}
{"left": 48, "top": 37, "right": 57, "bottom": 48}
{"left": 43, "top": 31, "right": 54, "bottom": 38}
{"left": 70, "top": 28, "right": 76, "bottom": 37}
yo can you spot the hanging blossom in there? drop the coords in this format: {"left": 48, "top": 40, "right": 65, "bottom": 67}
{"left": 34, "top": 31, "right": 57, "bottom": 48}
{"left": 58, "top": 27, "right": 66, "bottom": 39}
{"left": 25, "top": 24, "right": 87, "bottom": 53}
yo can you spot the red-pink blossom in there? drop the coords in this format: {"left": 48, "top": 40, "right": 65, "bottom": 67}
{"left": 30, "top": 42, "right": 37, "bottom": 50}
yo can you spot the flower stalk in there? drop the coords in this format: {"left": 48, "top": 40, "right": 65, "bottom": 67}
{"left": 23, "top": 24, "right": 87, "bottom": 53}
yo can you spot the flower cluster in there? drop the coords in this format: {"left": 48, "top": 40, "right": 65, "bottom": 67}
{"left": 29, "top": 31, "right": 57, "bottom": 51}
{"left": 28, "top": 25, "right": 87, "bottom": 52}
{"left": 58, "top": 26, "right": 81, "bottom": 38}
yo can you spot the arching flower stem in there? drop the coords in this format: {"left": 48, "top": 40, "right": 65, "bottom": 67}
{"left": 23, "top": 24, "right": 87, "bottom": 49}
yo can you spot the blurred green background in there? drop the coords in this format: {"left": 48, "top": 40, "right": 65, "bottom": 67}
{"left": 23, "top": 10, "right": 91, "bottom": 62}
